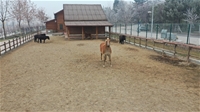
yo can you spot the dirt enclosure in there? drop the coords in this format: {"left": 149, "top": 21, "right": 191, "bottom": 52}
{"left": 0, "top": 36, "right": 199, "bottom": 111}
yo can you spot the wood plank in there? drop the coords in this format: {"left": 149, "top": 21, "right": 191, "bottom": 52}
{"left": 96, "top": 26, "right": 98, "bottom": 39}
{"left": 82, "top": 27, "right": 84, "bottom": 40}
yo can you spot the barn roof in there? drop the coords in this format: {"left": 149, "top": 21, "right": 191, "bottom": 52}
{"left": 44, "top": 19, "right": 55, "bottom": 23}
{"left": 63, "top": 4, "right": 112, "bottom": 26}
{"left": 65, "top": 21, "right": 113, "bottom": 26}
{"left": 54, "top": 9, "right": 63, "bottom": 15}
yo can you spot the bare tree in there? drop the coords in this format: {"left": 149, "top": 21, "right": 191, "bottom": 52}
{"left": 0, "top": 0, "right": 10, "bottom": 39}
{"left": 24, "top": 0, "right": 36, "bottom": 28}
{"left": 10, "top": 0, "right": 26, "bottom": 33}
{"left": 183, "top": 8, "right": 199, "bottom": 37}
{"left": 103, "top": 7, "right": 117, "bottom": 23}
{"left": 116, "top": 1, "right": 135, "bottom": 23}
{"left": 133, "top": 3, "right": 151, "bottom": 23}
{"left": 36, "top": 8, "right": 49, "bottom": 25}
{"left": 183, "top": 8, "right": 199, "bottom": 25}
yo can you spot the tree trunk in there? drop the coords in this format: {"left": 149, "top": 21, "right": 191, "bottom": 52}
{"left": 27, "top": 21, "right": 30, "bottom": 34}
{"left": 2, "top": 21, "right": 7, "bottom": 40}
{"left": 28, "top": 21, "right": 30, "bottom": 28}
{"left": 18, "top": 21, "right": 21, "bottom": 34}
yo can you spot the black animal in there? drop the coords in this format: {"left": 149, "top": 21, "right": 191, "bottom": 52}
{"left": 38, "top": 35, "right": 50, "bottom": 43}
{"left": 34, "top": 34, "right": 46, "bottom": 42}
{"left": 84, "top": 33, "right": 92, "bottom": 39}
{"left": 119, "top": 35, "right": 126, "bottom": 44}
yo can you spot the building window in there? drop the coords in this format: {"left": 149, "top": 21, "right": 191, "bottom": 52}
{"left": 60, "top": 24, "right": 63, "bottom": 30}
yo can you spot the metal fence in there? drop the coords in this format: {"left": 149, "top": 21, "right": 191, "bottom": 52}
{"left": 107, "top": 23, "right": 200, "bottom": 45}
{"left": 106, "top": 31, "right": 200, "bottom": 64}
{"left": 0, "top": 26, "right": 46, "bottom": 39}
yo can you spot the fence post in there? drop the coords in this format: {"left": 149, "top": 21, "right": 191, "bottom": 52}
{"left": 186, "top": 24, "right": 191, "bottom": 44}
{"left": 174, "top": 44, "right": 177, "bottom": 57}
{"left": 31, "top": 34, "right": 32, "bottom": 40}
{"left": 4, "top": 42, "right": 6, "bottom": 53}
{"left": 13, "top": 39, "right": 15, "bottom": 48}
{"left": 23, "top": 36, "right": 24, "bottom": 44}
{"left": 169, "top": 23, "right": 172, "bottom": 42}
{"left": 146, "top": 24, "right": 148, "bottom": 38}
{"left": 120, "top": 24, "right": 121, "bottom": 34}
{"left": 187, "top": 47, "right": 192, "bottom": 62}
{"left": 137, "top": 22, "right": 140, "bottom": 36}
{"left": 130, "top": 23, "right": 132, "bottom": 35}
{"left": 145, "top": 39, "right": 147, "bottom": 48}
{"left": 199, "top": 24, "right": 200, "bottom": 36}
{"left": 0, "top": 44, "right": 1, "bottom": 55}
{"left": 115, "top": 23, "right": 117, "bottom": 33}
{"left": 156, "top": 24, "right": 159, "bottom": 39}
{"left": 162, "top": 42, "right": 165, "bottom": 56}
{"left": 8, "top": 40, "right": 11, "bottom": 50}
{"left": 25, "top": 35, "right": 26, "bottom": 42}
{"left": 125, "top": 23, "right": 127, "bottom": 34}
{"left": 20, "top": 37, "right": 21, "bottom": 45}
{"left": 129, "top": 23, "right": 132, "bottom": 43}
{"left": 16, "top": 38, "right": 18, "bottom": 47}
{"left": 28, "top": 34, "right": 30, "bottom": 40}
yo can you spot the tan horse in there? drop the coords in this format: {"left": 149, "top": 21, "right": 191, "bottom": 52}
{"left": 100, "top": 38, "right": 112, "bottom": 67}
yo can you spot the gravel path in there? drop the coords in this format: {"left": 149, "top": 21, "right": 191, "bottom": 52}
{"left": 0, "top": 36, "right": 199, "bottom": 111}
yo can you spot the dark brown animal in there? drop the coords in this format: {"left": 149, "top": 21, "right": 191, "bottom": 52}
{"left": 85, "top": 33, "right": 92, "bottom": 39}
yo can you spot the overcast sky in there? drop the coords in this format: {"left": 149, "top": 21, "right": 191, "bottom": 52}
{"left": 32, "top": 0, "right": 131, "bottom": 19}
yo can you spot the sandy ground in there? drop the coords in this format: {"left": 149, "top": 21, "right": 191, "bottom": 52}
{"left": 0, "top": 36, "right": 200, "bottom": 111}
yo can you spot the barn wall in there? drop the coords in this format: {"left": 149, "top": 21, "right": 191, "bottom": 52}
{"left": 68, "top": 26, "right": 105, "bottom": 34}
{"left": 55, "top": 10, "right": 66, "bottom": 32}
{"left": 45, "top": 20, "right": 57, "bottom": 32}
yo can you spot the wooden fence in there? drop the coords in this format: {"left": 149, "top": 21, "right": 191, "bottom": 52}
{"left": 108, "top": 32, "right": 200, "bottom": 63}
{"left": 0, "top": 34, "right": 34, "bottom": 55}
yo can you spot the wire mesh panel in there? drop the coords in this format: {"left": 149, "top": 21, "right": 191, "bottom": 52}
{"left": 110, "top": 22, "right": 200, "bottom": 45}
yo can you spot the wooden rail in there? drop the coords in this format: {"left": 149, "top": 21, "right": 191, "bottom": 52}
{"left": 0, "top": 34, "right": 34, "bottom": 55}
{"left": 109, "top": 32, "right": 200, "bottom": 62}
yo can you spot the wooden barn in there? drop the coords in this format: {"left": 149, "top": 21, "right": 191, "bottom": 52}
{"left": 45, "top": 10, "right": 65, "bottom": 33}
{"left": 45, "top": 19, "right": 57, "bottom": 33}
{"left": 63, "top": 4, "right": 113, "bottom": 39}
{"left": 54, "top": 10, "right": 66, "bottom": 32}
{"left": 45, "top": 4, "right": 113, "bottom": 39}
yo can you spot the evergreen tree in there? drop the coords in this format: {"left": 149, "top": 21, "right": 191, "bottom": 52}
{"left": 154, "top": 3, "right": 165, "bottom": 23}
{"left": 191, "top": 0, "right": 200, "bottom": 18}
{"left": 163, "top": 0, "right": 185, "bottom": 23}
{"left": 113, "top": 0, "right": 120, "bottom": 13}
{"left": 134, "top": 0, "right": 147, "bottom": 6}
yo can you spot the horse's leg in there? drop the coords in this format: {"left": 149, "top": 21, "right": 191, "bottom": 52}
{"left": 109, "top": 54, "right": 112, "bottom": 67}
{"left": 101, "top": 53, "right": 102, "bottom": 60}
{"left": 103, "top": 55, "right": 106, "bottom": 67}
